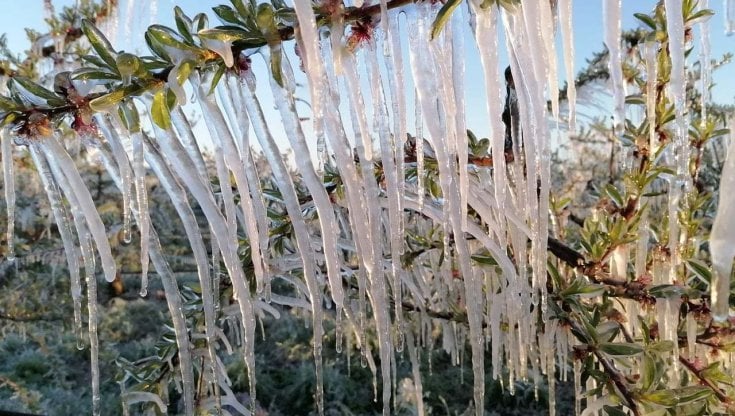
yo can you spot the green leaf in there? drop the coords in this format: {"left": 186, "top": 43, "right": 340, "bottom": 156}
{"left": 672, "top": 386, "right": 712, "bottom": 405}
{"left": 71, "top": 68, "right": 120, "bottom": 81}
{"left": 686, "top": 259, "right": 711, "bottom": 284}
{"left": 634, "top": 13, "right": 657, "bottom": 29}
{"left": 213, "top": 5, "right": 244, "bottom": 26}
{"left": 270, "top": 46, "right": 284, "bottom": 87}
{"left": 430, "top": 0, "right": 462, "bottom": 40}
{"left": 641, "top": 352, "right": 656, "bottom": 391}
{"left": 603, "top": 405, "right": 628, "bottom": 416}
{"left": 117, "top": 100, "right": 141, "bottom": 133}
{"left": 604, "top": 183, "right": 624, "bottom": 208}
{"left": 81, "top": 19, "right": 118, "bottom": 69}
{"left": 471, "top": 254, "right": 497, "bottom": 266}
{"left": 174, "top": 6, "right": 195, "bottom": 44}
{"left": 208, "top": 63, "right": 227, "bottom": 96}
{"left": 9, "top": 77, "right": 65, "bottom": 107}
{"left": 150, "top": 88, "right": 172, "bottom": 130}
{"left": 0, "top": 96, "right": 23, "bottom": 111}
{"left": 599, "top": 342, "right": 644, "bottom": 356}
{"left": 641, "top": 389, "right": 678, "bottom": 407}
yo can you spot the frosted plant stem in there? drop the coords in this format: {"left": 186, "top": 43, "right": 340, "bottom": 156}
{"left": 143, "top": 137, "right": 221, "bottom": 410}
{"left": 238, "top": 70, "right": 326, "bottom": 416}
{"left": 267, "top": 53, "right": 344, "bottom": 311}
{"left": 29, "top": 147, "right": 83, "bottom": 349}
{"left": 2, "top": 131, "right": 15, "bottom": 259}
{"left": 39, "top": 135, "right": 117, "bottom": 283}
{"left": 131, "top": 131, "right": 150, "bottom": 296}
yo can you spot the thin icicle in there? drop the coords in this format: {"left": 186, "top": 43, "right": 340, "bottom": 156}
{"left": 131, "top": 131, "right": 150, "bottom": 296}
{"left": 30, "top": 146, "right": 84, "bottom": 349}
{"left": 603, "top": 0, "right": 625, "bottom": 129}
{"left": 700, "top": 0, "right": 711, "bottom": 120}
{"left": 97, "top": 116, "right": 133, "bottom": 243}
{"left": 267, "top": 53, "right": 344, "bottom": 311}
{"left": 471, "top": 2, "right": 508, "bottom": 233}
{"left": 39, "top": 135, "right": 117, "bottom": 283}
{"left": 710, "top": 118, "right": 735, "bottom": 321}
{"left": 238, "top": 69, "right": 327, "bottom": 416}
{"left": 154, "top": 125, "right": 257, "bottom": 411}
{"left": 726, "top": 0, "right": 735, "bottom": 35}
{"left": 2, "top": 132, "right": 15, "bottom": 259}
{"left": 43, "top": 144, "right": 101, "bottom": 416}
{"left": 143, "top": 137, "right": 221, "bottom": 409}
{"left": 644, "top": 42, "right": 659, "bottom": 154}
{"left": 559, "top": 0, "right": 577, "bottom": 130}
{"left": 193, "top": 72, "right": 266, "bottom": 294}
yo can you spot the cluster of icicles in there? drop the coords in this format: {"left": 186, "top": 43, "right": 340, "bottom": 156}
{"left": 0, "top": 0, "right": 734, "bottom": 415}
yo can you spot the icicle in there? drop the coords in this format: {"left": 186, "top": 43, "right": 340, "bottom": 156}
{"left": 43, "top": 144, "right": 101, "bottom": 416}
{"left": 131, "top": 132, "right": 150, "bottom": 296}
{"left": 415, "top": 93, "right": 425, "bottom": 208}
{"left": 603, "top": 0, "right": 625, "bottom": 129}
{"left": 29, "top": 146, "right": 83, "bottom": 349}
{"left": 726, "top": 0, "right": 735, "bottom": 35}
{"left": 700, "top": 0, "right": 711, "bottom": 120}
{"left": 686, "top": 313, "right": 697, "bottom": 357}
{"left": 559, "top": 0, "right": 577, "bottom": 130}
{"left": 87, "top": 137, "right": 200, "bottom": 415}
{"left": 665, "top": 0, "right": 690, "bottom": 181}
{"left": 710, "top": 118, "right": 735, "bottom": 321}
{"left": 83, "top": 233, "right": 101, "bottom": 416}
{"left": 266, "top": 54, "right": 344, "bottom": 311}
{"left": 408, "top": 8, "right": 486, "bottom": 413}
{"left": 39, "top": 135, "right": 117, "bottom": 283}
{"left": 193, "top": 72, "right": 266, "bottom": 294}
{"left": 237, "top": 71, "right": 327, "bottom": 415}
{"left": 143, "top": 138, "right": 221, "bottom": 409}
{"left": 222, "top": 74, "right": 271, "bottom": 294}
{"left": 153, "top": 125, "right": 257, "bottom": 412}
{"left": 171, "top": 109, "right": 209, "bottom": 185}
{"left": 97, "top": 116, "right": 133, "bottom": 243}
{"left": 470, "top": 2, "right": 508, "bottom": 231}
{"left": 643, "top": 42, "right": 659, "bottom": 154}
{"left": 2, "top": 132, "right": 15, "bottom": 259}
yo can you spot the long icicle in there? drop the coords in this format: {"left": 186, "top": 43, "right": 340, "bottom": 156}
{"left": 29, "top": 146, "right": 84, "bottom": 348}
{"left": 154, "top": 125, "right": 257, "bottom": 412}
{"left": 39, "top": 142, "right": 102, "bottom": 416}
{"left": 193, "top": 72, "right": 266, "bottom": 294}
{"left": 39, "top": 134, "right": 117, "bottom": 283}
{"left": 267, "top": 52, "right": 344, "bottom": 312}
{"left": 131, "top": 130, "right": 151, "bottom": 296}
{"left": 143, "top": 136, "right": 221, "bottom": 410}
{"left": 238, "top": 68, "right": 327, "bottom": 416}
{"left": 93, "top": 140, "right": 197, "bottom": 414}
{"left": 2, "top": 131, "right": 15, "bottom": 259}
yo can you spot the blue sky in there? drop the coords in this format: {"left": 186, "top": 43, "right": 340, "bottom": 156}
{"left": 0, "top": 0, "right": 732, "bottom": 145}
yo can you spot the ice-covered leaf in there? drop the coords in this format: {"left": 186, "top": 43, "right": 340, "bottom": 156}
{"left": 431, "top": 0, "right": 462, "bottom": 40}
{"left": 151, "top": 88, "right": 172, "bottom": 129}
{"left": 81, "top": 19, "right": 118, "bottom": 69}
